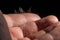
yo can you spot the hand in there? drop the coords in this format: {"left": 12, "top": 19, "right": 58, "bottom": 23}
{"left": 4, "top": 13, "right": 41, "bottom": 40}
{"left": 4, "top": 13, "right": 59, "bottom": 40}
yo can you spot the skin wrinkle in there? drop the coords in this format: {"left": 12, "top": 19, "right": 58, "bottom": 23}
{"left": 1, "top": 11, "right": 59, "bottom": 40}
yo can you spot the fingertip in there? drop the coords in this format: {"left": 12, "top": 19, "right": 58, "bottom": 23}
{"left": 45, "top": 15, "right": 58, "bottom": 24}
{"left": 22, "top": 13, "right": 41, "bottom": 22}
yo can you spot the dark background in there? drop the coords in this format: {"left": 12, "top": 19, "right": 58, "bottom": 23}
{"left": 0, "top": 0, "right": 60, "bottom": 20}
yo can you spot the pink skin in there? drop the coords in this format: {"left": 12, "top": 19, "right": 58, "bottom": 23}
{"left": 7, "top": 13, "right": 41, "bottom": 27}
{"left": 21, "top": 13, "right": 41, "bottom": 22}
{"left": 3, "top": 13, "right": 59, "bottom": 40}
{"left": 35, "top": 15, "right": 58, "bottom": 30}
{"left": 3, "top": 14, "right": 13, "bottom": 27}
{"left": 3, "top": 13, "right": 41, "bottom": 40}
{"left": 7, "top": 14, "right": 27, "bottom": 27}
{"left": 9, "top": 27, "right": 24, "bottom": 39}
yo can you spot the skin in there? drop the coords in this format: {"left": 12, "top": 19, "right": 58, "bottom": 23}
{"left": 3, "top": 14, "right": 13, "bottom": 27}
{"left": 9, "top": 27, "right": 24, "bottom": 39}
{"left": 36, "top": 33, "right": 54, "bottom": 40}
{"left": 3, "top": 13, "right": 59, "bottom": 40}
{"left": 29, "top": 30, "right": 46, "bottom": 40}
{"left": 21, "top": 13, "right": 41, "bottom": 22}
{"left": 20, "top": 21, "right": 38, "bottom": 37}
{"left": 19, "top": 37, "right": 31, "bottom": 40}
{"left": 49, "top": 22, "right": 60, "bottom": 40}
{"left": 7, "top": 13, "right": 41, "bottom": 27}
{"left": 35, "top": 15, "right": 58, "bottom": 30}
{"left": 44, "top": 22, "right": 60, "bottom": 33}
{"left": 3, "top": 13, "right": 41, "bottom": 40}
{"left": 7, "top": 14, "right": 27, "bottom": 27}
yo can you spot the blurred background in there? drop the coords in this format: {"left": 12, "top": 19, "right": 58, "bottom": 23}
{"left": 0, "top": 0, "right": 60, "bottom": 20}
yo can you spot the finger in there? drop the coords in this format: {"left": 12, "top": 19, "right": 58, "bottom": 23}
{"left": 37, "top": 33, "right": 54, "bottom": 40}
{"left": 19, "top": 37, "right": 31, "bottom": 40}
{"left": 9, "top": 27, "right": 24, "bottom": 39}
{"left": 49, "top": 22, "right": 60, "bottom": 40}
{"left": 9, "top": 27, "right": 18, "bottom": 40}
{"left": 44, "top": 22, "right": 60, "bottom": 32}
{"left": 29, "top": 30, "right": 46, "bottom": 39}
{"left": 7, "top": 13, "right": 41, "bottom": 27}
{"left": 10, "top": 33, "right": 18, "bottom": 40}
{"left": 7, "top": 14, "right": 27, "bottom": 27}
{"left": 22, "top": 13, "right": 41, "bottom": 22}
{"left": 3, "top": 14, "right": 13, "bottom": 27}
{"left": 35, "top": 15, "right": 58, "bottom": 30}
{"left": 20, "top": 21, "right": 38, "bottom": 37}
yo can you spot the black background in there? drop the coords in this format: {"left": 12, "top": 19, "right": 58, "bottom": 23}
{"left": 0, "top": 0, "right": 60, "bottom": 20}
